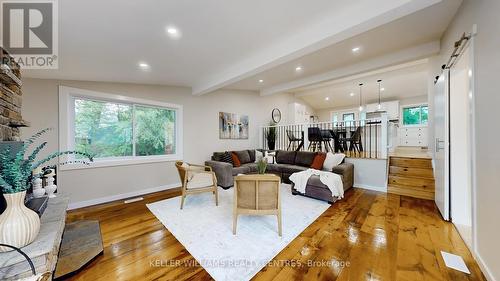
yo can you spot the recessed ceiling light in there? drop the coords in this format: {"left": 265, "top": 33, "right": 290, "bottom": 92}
{"left": 352, "top": 47, "right": 361, "bottom": 53}
{"left": 295, "top": 66, "right": 303, "bottom": 72}
{"left": 350, "top": 92, "right": 355, "bottom": 97}
{"left": 138, "top": 62, "right": 150, "bottom": 71}
{"left": 258, "top": 79, "right": 264, "bottom": 83}
{"left": 166, "top": 26, "right": 181, "bottom": 39}
{"left": 380, "top": 87, "right": 385, "bottom": 91}
{"left": 325, "top": 97, "right": 330, "bottom": 101}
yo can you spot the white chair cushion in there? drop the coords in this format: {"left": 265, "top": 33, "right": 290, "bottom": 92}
{"left": 322, "top": 153, "right": 346, "bottom": 171}
{"left": 187, "top": 172, "right": 214, "bottom": 189}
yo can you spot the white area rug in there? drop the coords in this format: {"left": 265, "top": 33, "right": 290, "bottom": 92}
{"left": 146, "top": 184, "right": 329, "bottom": 281}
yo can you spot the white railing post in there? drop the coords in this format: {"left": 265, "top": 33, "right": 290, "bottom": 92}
{"left": 380, "top": 113, "right": 388, "bottom": 159}
{"left": 303, "top": 124, "right": 309, "bottom": 151}
{"left": 259, "top": 126, "right": 264, "bottom": 149}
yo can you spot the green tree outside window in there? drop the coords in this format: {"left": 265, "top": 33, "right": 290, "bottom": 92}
{"left": 403, "top": 105, "right": 428, "bottom": 126}
{"left": 74, "top": 98, "right": 176, "bottom": 159}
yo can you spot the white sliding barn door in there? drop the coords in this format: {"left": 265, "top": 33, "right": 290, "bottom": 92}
{"left": 434, "top": 71, "right": 450, "bottom": 221}
{"left": 449, "top": 44, "right": 473, "bottom": 247}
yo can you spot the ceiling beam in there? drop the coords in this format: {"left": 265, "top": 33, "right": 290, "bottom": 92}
{"left": 292, "top": 59, "right": 429, "bottom": 95}
{"left": 192, "top": 0, "right": 442, "bottom": 96}
{"left": 260, "top": 40, "right": 440, "bottom": 96}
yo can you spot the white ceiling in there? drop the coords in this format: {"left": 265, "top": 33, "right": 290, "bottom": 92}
{"left": 225, "top": 0, "right": 461, "bottom": 93}
{"left": 21, "top": 0, "right": 461, "bottom": 96}
{"left": 295, "top": 60, "right": 430, "bottom": 110}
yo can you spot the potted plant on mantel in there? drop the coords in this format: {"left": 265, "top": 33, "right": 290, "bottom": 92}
{"left": 0, "top": 128, "right": 92, "bottom": 252}
{"left": 266, "top": 121, "right": 277, "bottom": 150}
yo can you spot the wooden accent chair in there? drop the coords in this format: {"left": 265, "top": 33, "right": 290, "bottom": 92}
{"left": 175, "top": 161, "right": 218, "bottom": 209}
{"left": 233, "top": 174, "right": 282, "bottom": 236}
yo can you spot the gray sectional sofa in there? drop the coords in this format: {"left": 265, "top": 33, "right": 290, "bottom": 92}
{"left": 205, "top": 150, "right": 354, "bottom": 203}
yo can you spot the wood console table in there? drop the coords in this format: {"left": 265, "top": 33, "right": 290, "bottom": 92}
{"left": 0, "top": 196, "right": 68, "bottom": 280}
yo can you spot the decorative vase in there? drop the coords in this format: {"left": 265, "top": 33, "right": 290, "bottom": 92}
{"left": 32, "top": 177, "right": 46, "bottom": 198}
{"left": 0, "top": 191, "right": 41, "bottom": 252}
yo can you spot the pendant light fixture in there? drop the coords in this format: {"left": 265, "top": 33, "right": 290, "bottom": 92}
{"left": 377, "top": 79, "right": 382, "bottom": 110}
{"left": 376, "top": 79, "right": 387, "bottom": 112}
{"left": 358, "top": 83, "right": 364, "bottom": 111}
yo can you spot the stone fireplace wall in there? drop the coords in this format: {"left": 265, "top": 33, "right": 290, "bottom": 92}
{"left": 0, "top": 48, "right": 25, "bottom": 141}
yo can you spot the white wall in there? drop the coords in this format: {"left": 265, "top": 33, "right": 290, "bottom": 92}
{"left": 317, "top": 105, "right": 360, "bottom": 122}
{"left": 427, "top": 0, "right": 500, "bottom": 279}
{"left": 345, "top": 158, "right": 387, "bottom": 192}
{"left": 398, "top": 95, "right": 427, "bottom": 106}
{"left": 20, "top": 78, "right": 310, "bottom": 207}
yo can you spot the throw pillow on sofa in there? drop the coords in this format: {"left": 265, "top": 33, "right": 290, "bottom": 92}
{"left": 310, "top": 152, "right": 327, "bottom": 170}
{"left": 220, "top": 151, "right": 234, "bottom": 165}
{"left": 264, "top": 151, "right": 274, "bottom": 164}
{"left": 213, "top": 152, "right": 225, "bottom": 161}
{"left": 231, "top": 152, "right": 241, "bottom": 167}
{"left": 322, "top": 152, "right": 345, "bottom": 171}
{"left": 248, "top": 150, "right": 256, "bottom": 162}
{"left": 255, "top": 150, "right": 264, "bottom": 162}
{"left": 234, "top": 150, "right": 251, "bottom": 164}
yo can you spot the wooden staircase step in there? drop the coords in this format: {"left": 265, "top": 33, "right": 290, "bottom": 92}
{"left": 389, "top": 166, "right": 434, "bottom": 178}
{"left": 387, "top": 155, "right": 435, "bottom": 200}
{"left": 389, "top": 157, "right": 432, "bottom": 169}
{"left": 388, "top": 185, "right": 434, "bottom": 200}
{"left": 388, "top": 175, "right": 435, "bottom": 190}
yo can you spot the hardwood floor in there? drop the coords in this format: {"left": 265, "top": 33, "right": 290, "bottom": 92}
{"left": 64, "top": 188, "right": 485, "bottom": 281}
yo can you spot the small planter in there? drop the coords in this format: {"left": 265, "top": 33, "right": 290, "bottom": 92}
{"left": 0, "top": 191, "right": 40, "bottom": 252}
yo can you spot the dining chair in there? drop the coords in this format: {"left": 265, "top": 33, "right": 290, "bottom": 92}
{"left": 320, "top": 129, "right": 334, "bottom": 152}
{"left": 286, "top": 130, "right": 304, "bottom": 151}
{"left": 307, "top": 127, "right": 323, "bottom": 152}
{"left": 339, "top": 126, "right": 363, "bottom": 154}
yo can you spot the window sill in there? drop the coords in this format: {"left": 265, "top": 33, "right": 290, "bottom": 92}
{"left": 401, "top": 124, "right": 428, "bottom": 128}
{"left": 59, "top": 154, "right": 183, "bottom": 171}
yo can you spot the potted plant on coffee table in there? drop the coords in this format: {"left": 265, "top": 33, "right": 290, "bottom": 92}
{"left": 0, "top": 128, "right": 93, "bottom": 252}
{"left": 257, "top": 159, "right": 267, "bottom": 174}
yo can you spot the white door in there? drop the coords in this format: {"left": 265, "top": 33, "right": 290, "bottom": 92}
{"left": 449, "top": 44, "right": 473, "bottom": 247}
{"left": 434, "top": 71, "right": 450, "bottom": 221}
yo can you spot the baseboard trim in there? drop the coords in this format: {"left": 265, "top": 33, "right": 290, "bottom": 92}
{"left": 67, "top": 182, "right": 180, "bottom": 210}
{"left": 474, "top": 251, "right": 496, "bottom": 281}
{"left": 355, "top": 184, "right": 387, "bottom": 193}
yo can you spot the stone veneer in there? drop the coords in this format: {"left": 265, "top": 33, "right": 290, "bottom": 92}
{"left": 0, "top": 48, "right": 26, "bottom": 141}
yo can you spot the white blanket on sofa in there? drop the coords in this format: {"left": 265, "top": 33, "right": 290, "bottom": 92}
{"left": 289, "top": 169, "right": 344, "bottom": 199}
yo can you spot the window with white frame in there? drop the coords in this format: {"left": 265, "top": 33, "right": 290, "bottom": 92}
{"left": 342, "top": 112, "right": 355, "bottom": 126}
{"left": 402, "top": 104, "right": 428, "bottom": 126}
{"left": 59, "top": 86, "right": 182, "bottom": 169}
